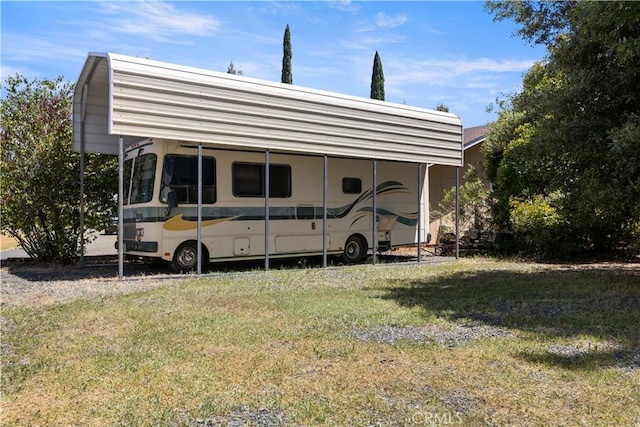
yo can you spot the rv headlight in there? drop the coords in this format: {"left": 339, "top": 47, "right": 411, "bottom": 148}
{"left": 136, "top": 228, "right": 144, "bottom": 242}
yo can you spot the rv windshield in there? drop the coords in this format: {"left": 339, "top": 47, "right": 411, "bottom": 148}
{"left": 124, "top": 153, "right": 157, "bottom": 205}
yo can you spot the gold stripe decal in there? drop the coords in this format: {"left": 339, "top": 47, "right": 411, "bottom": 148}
{"left": 163, "top": 214, "right": 237, "bottom": 231}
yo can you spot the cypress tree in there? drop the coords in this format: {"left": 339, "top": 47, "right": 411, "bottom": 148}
{"left": 370, "top": 51, "right": 385, "bottom": 101}
{"left": 281, "top": 24, "right": 292, "bottom": 84}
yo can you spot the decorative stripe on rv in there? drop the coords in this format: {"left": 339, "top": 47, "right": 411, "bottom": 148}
{"left": 131, "top": 180, "right": 417, "bottom": 230}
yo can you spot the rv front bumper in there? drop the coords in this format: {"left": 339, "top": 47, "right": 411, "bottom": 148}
{"left": 115, "top": 240, "right": 158, "bottom": 253}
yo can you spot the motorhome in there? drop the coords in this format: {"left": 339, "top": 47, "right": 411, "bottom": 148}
{"left": 121, "top": 138, "right": 425, "bottom": 272}
{"left": 72, "top": 53, "right": 463, "bottom": 276}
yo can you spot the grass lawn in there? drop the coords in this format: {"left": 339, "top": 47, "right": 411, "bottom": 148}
{"left": 0, "top": 233, "right": 18, "bottom": 251}
{"left": 1, "top": 259, "right": 639, "bottom": 426}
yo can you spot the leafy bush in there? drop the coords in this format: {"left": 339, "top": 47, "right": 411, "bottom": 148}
{"left": 1, "top": 75, "right": 117, "bottom": 263}
{"left": 509, "top": 194, "right": 567, "bottom": 259}
{"left": 435, "top": 165, "right": 491, "bottom": 232}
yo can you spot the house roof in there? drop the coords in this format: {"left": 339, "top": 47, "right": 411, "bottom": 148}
{"left": 464, "top": 124, "right": 489, "bottom": 150}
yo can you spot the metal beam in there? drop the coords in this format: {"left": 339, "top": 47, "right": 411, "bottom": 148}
{"left": 417, "top": 163, "right": 423, "bottom": 263}
{"left": 372, "top": 159, "right": 377, "bottom": 265}
{"left": 79, "top": 121, "right": 85, "bottom": 267}
{"left": 322, "top": 154, "right": 328, "bottom": 268}
{"left": 264, "top": 149, "right": 270, "bottom": 271}
{"left": 455, "top": 166, "right": 460, "bottom": 260}
{"left": 197, "top": 143, "right": 203, "bottom": 274}
{"left": 118, "top": 136, "right": 124, "bottom": 280}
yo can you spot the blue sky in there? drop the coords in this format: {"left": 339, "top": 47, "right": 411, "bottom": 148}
{"left": 1, "top": 1, "right": 546, "bottom": 127}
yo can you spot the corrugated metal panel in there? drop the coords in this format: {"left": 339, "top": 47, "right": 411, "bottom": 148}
{"left": 73, "top": 52, "right": 463, "bottom": 165}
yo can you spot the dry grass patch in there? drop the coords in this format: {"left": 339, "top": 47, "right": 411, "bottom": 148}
{"left": 0, "top": 233, "right": 19, "bottom": 251}
{"left": 2, "top": 259, "right": 639, "bottom": 425}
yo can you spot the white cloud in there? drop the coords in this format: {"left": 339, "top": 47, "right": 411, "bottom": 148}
{"left": 386, "top": 57, "right": 536, "bottom": 88}
{"left": 329, "top": 0, "right": 360, "bottom": 13}
{"left": 1, "top": 64, "right": 28, "bottom": 81}
{"left": 1, "top": 33, "right": 88, "bottom": 64}
{"left": 375, "top": 56, "right": 535, "bottom": 119}
{"left": 339, "top": 34, "right": 407, "bottom": 51}
{"left": 355, "top": 11, "right": 408, "bottom": 32}
{"left": 98, "top": 1, "right": 219, "bottom": 42}
{"left": 374, "top": 12, "right": 408, "bottom": 29}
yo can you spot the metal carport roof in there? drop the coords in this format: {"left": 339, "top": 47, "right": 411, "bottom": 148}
{"left": 73, "top": 52, "right": 463, "bottom": 165}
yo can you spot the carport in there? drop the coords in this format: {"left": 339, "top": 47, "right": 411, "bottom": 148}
{"left": 73, "top": 52, "right": 463, "bottom": 279}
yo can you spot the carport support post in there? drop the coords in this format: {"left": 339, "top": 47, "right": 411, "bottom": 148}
{"left": 264, "top": 149, "right": 270, "bottom": 271}
{"left": 79, "top": 84, "right": 88, "bottom": 268}
{"left": 372, "top": 159, "right": 377, "bottom": 265}
{"left": 417, "top": 163, "right": 423, "bottom": 263}
{"left": 118, "top": 136, "right": 124, "bottom": 280}
{"left": 455, "top": 166, "right": 460, "bottom": 260}
{"left": 322, "top": 154, "right": 328, "bottom": 268}
{"left": 197, "top": 143, "right": 203, "bottom": 275}
{"left": 79, "top": 136, "right": 85, "bottom": 267}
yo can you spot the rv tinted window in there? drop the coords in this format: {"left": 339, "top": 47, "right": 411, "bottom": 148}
{"left": 129, "top": 154, "right": 157, "bottom": 204}
{"left": 233, "top": 163, "right": 291, "bottom": 198}
{"left": 123, "top": 158, "right": 133, "bottom": 205}
{"left": 161, "top": 155, "right": 216, "bottom": 204}
{"left": 342, "top": 177, "right": 362, "bottom": 194}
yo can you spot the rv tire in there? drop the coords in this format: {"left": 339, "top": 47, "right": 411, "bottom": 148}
{"left": 171, "top": 241, "right": 208, "bottom": 273}
{"left": 341, "top": 234, "right": 367, "bottom": 264}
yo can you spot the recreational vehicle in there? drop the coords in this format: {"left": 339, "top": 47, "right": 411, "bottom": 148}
{"left": 120, "top": 138, "right": 425, "bottom": 272}
{"left": 72, "top": 53, "right": 463, "bottom": 277}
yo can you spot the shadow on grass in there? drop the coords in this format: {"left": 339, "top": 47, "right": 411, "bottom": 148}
{"left": 378, "top": 265, "right": 640, "bottom": 370}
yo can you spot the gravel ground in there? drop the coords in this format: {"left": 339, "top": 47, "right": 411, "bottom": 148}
{"left": 0, "top": 250, "right": 448, "bottom": 308}
{"left": 191, "top": 406, "right": 288, "bottom": 427}
{"left": 0, "top": 258, "right": 173, "bottom": 307}
{"left": 353, "top": 324, "right": 516, "bottom": 347}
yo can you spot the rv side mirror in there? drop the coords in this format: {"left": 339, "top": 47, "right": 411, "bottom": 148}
{"left": 167, "top": 191, "right": 178, "bottom": 208}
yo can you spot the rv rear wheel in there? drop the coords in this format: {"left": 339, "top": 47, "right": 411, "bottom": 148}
{"left": 171, "top": 241, "right": 208, "bottom": 273}
{"left": 341, "top": 235, "right": 367, "bottom": 264}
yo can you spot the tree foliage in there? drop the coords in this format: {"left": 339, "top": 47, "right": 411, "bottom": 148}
{"left": 484, "top": 1, "right": 640, "bottom": 258}
{"left": 434, "top": 103, "right": 449, "bottom": 112}
{"left": 370, "top": 51, "right": 385, "bottom": 101}
{"left": 227, "top": 61, "right": 243, "bottom": 76}
{"left": 436, "top": 165, "right": 491, "bottom": 232}
{"left": 1, "top": 75, "right": 117, "bottom": 263}
{"left": 281, "top": 24, "right": 292, "bottom": 84}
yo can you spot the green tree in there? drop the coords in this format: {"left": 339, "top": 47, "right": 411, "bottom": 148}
{"left": 227, "top": 61, "right": 243, "bottom": 76}
{"left": 434, "top": 103, "right": 449, "bottom": 112}
{"left": 435, "top": 165, "right": 491, "bottom": 232}
{"left": 484, "top": 1, "right": 640, "bottom": 257}
{"left": 1, "top": 75, "right": 117, "bottom": 263}
{"left": 281, "top": 24, "right": 292, "bottom": 84}
{"left": 370, "top": 51, "right": 385, "bottom": 101}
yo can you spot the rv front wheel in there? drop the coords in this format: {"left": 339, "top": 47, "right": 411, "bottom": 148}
{"left": 171, "top": 241, "right": 202, "bottom": 273}
{"left": 341, "top": 235, "right": 367, "bottom": 264}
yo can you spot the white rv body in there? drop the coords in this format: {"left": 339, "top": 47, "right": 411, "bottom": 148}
{"left": 72, "top": 53, "right": 463, "bottom": 275}
{"left": 122, "top": 138, "right": 425, "bottom": 271}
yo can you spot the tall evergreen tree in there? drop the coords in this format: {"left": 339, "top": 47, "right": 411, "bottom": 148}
{"left": 370, "top": 51, "right": 385, "bottom": 101}
{"left": 281, "top": 24, "right": 292, "bottom": 84}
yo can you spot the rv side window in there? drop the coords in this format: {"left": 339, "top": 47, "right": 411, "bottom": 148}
{"left": 123, "top": 158, "right": 133, "bottom": 205}
{"left": 233, "top": 162, "right": 291, "bottom": 198}
{"left": 342, "top": 177, "right": 362, "bottom": 194}
{"left": 129, "top": 154, "right": 157, "bottom": 204}
{"left": 160, "top": 155, "right": 216, "bottom": 204}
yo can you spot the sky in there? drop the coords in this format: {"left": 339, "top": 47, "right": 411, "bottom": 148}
{"left": 1, "top": 1, "right": 547, "bottom": 127}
